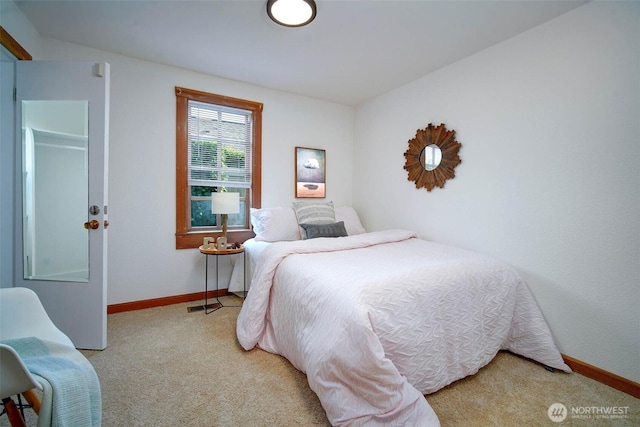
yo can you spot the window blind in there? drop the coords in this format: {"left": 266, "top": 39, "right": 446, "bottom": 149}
{"left": 187, "top": 100, "right": 252, "bottom": 189}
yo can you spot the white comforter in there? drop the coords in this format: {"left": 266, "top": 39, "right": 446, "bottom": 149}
{"left": 237, "top": 230, "right": 570, "bottom": 426}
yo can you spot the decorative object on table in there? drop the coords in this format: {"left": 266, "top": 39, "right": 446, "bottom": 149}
{"left": 403, "top": 123, "right": 462, "bottom": 191}
{"left": 202, "top": 237, "right": 215, "bottom": 251}
{"left": 267, "top": 0, "right": 317, "bottom": 27}
{"left": 295, "top": 147, "right": 326, "bottom": 198}
{"left": 211, "top": 191, "right": 239, "bottom": 250}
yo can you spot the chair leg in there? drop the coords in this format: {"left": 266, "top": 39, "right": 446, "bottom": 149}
{"left": 2, "top": 397, "right": 27, "bottom": 427}
{"left": 22, "top": 389, "right": 40, "bottom": 415}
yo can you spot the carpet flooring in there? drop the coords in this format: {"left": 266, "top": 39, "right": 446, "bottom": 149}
{"left": 3, "top": 296, "right": 639, "bottom": 426}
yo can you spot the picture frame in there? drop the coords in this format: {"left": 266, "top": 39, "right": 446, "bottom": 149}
{"left": 295, "top": 147, "right": 326, "bottom": 198}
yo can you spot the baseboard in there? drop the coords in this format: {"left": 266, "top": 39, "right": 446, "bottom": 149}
{"left": 108, "top": 294, "right": 639, "bottom": 399}
{"left": 562, "top": 354, "right": 640, "bottom": 399}
{"left": 107, "top": 290, "right": 226, "bottom": 314}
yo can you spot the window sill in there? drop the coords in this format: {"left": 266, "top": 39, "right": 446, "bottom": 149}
{"left": 175, "top": 229, "right": 256, "bottom": 249}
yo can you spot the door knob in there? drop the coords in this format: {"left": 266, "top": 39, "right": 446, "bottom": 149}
{"left": 83, "top": 220, "right": 100, "bottom": 230}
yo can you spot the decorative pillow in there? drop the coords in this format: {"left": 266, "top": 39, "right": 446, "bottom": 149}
{"left": 292, "top": 201, "right": 335, "bottom": 224}
{"left": 299, "top": 222, "right": 348, "bottom": 239}
{"left": 335, "top": 206, "right": 366, "bottom": 235}
{"left": 250, "top": 207, "right": 301, "bottom": 242}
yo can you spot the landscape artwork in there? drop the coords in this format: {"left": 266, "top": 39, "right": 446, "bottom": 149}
{"left": 295, "top": 147, "right": 326, "bottom": 198}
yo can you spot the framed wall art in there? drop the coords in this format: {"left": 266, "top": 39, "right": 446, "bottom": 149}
{"left": 295, "top": 147, "right": 326, "bottom": 198}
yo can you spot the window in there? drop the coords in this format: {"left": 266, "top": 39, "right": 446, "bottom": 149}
{"left": 175, "top": 87, "right": 262, "bottom": 249}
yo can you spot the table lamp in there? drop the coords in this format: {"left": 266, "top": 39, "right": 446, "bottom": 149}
{"left": 211, "top": 192, "right": 239, "bottom": 250}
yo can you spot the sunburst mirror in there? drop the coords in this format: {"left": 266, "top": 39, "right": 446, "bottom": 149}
{"left": 403, "top": 123, "right": 462, "bottom": 191}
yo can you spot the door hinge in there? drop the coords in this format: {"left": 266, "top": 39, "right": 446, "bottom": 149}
{"left": 13, "top": 87, "right": 17, "bottom": 102}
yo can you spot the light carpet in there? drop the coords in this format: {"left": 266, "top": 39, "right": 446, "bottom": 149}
{"left": 4, "top": 296, "right": 639, "bottom": 426}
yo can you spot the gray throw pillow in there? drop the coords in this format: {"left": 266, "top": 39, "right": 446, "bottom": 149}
{"left": 299, "top": 221, "right": 348, "bottom": 239}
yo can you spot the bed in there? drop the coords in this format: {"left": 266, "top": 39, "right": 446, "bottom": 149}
{"left": 235, "top": 204, "right": 570, "bottom": 426}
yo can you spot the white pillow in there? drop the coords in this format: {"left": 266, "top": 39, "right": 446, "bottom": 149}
{"left": 250, "top": 207, "right": 301, "bottom": 242}
{"left": 335, "top": 206, "right": 366, "bottom": 235}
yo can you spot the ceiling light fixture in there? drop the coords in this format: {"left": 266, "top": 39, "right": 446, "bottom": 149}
{"left": 267, "top": 0, "right": 317, "bottom": 27}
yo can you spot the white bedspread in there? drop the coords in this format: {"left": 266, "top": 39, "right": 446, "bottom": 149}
{"left": 236, "top": 230, "right": 570, "bottom": 426}
{"left": 228, "top": 238, "right": 270, "bottom": 294}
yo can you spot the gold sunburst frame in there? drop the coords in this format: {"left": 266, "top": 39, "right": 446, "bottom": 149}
{"left": 403, "top": 123, "right": 462, "bottom": 191}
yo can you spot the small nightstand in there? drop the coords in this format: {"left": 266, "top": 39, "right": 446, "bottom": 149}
{"left": 198, "top": 245, "right": 245, "bottom": 314}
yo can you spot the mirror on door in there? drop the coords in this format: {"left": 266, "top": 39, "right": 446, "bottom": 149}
{"left": 22, "top": 100, "right": 90, "bottom": 282}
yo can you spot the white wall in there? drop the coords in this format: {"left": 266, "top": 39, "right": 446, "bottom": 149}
{"left": 354, "top": 1, "right": 639, "bottom": 383}
{"left": 0, "top": 0, "right": 42, "bottom": 58}
{"left": 1, "top": 48, "right": 16, "bottom": 288}
{"left": 35, "top": 38, "right": 354, "bottom": 305}
{"left": 0, "top": 1, "right": 41, "bottom": 288}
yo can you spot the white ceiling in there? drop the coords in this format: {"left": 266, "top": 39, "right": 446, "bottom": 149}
{"left": 16, "top": 0, "right": 587, "bottom": 106}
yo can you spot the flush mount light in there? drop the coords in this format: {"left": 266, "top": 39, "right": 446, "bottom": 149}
{"left": 267, "top": 0, "right": 317, "bottom": 27}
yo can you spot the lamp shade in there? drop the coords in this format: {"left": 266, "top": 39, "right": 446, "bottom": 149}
{"left": 211, "top": 192, "right": 240, "bottom": 214}
{"left": 267, "top": 0, "right": 316, "bottom": 27}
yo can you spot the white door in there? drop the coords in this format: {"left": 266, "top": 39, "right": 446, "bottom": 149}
{"left": 14, "top": 61, "right": 109, "bottom": 350}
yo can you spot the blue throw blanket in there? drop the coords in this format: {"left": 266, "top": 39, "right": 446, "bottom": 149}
{"left": 1, "top": 337, "right": 101, "bottom": 427}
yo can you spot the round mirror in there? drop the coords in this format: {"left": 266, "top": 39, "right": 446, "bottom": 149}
{"left": 403, "top": 123, "right": 462, "bottom": 191}
{"left": 420, "top": 144, "right": 442, "bottom": 171}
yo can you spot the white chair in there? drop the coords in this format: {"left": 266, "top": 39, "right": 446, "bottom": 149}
{"left": 0, "top": 287, "right": 78, "bottom": 426}
{"left": 1, "top": 344, "right": 42, "bottom": 425}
